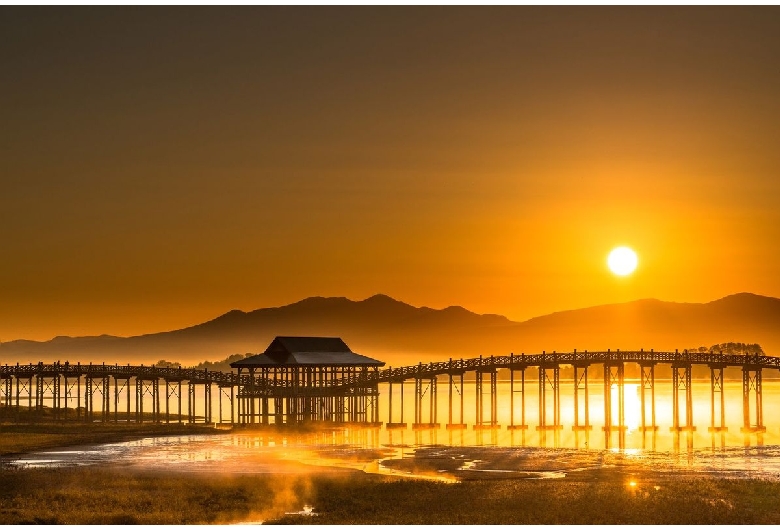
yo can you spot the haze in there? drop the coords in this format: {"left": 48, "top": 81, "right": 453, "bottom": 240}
{"left": 3, "top": 7, "right": 780, "bottom": 342}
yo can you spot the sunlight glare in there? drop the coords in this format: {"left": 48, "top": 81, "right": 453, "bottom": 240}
{"left": 607, "top": 246, "right": 638, "bottom": 276}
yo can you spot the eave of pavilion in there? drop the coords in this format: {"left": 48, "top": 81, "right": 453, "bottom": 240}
{"left": 230, "top": 352, "right": 385, "bottom": 369}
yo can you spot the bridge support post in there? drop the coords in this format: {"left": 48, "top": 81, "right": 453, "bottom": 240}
{"left": 414, "top": 377, "right": 420, "bottom": 426}
{"left": 537, "top": 363, "right": 561, "bottom": 445}
{"left": 237, "top": 384, "right": 243, "bottom": 424}
{"left": 34, "top": 374, "right": 41, "bottom": 413}
{"left": 217, "top": 384, "right": 233, "bottom": 424}
{"left": 475, "top": 370, "right": 482, "bottom": 426}
{"left": 204, "top": 382, "right": 212, "bottom": 424}
{"left": 387, "top": 376, "right": 407, "bottom": 429}
{"left": 446, "top": 367, "right": 467, "bottom": 430}
{"left": 35, "top": 373, "right": 61, "bottom": 419}
{"left": 741, "top": 366, "right": 765, "bottom": 436}
{"left": 639, "top": 363, "right": 658, "bottom": 450}
{"left": 13, "top": 375, "right": 18, "bottom": 414}
{"left": 102, "top": 376, "right": 110, "bottom": 422}
{"left": 413, "top": 375, "right": 439, "bottom": 430}
{"left": 119, "top": 374, "right": 130, "bottom": 423}
{"left": 431, "top": 377, "right": 436, "bottom": 427}
{"left": 475, "top": 365, "right": 500, "bottom": 430}
{"left": 603, "top": 362, "right": 626, "bottom": 449}
{"left": 135, "top": 377, "right": 158, "bottom": 423}
{"left": 388, "top": 377, "right": 393, "bottom": 424}
{"left": 261, "top": 395, "right": 268, "bottom": 425}
{"left": 114, "top": 377, "right": 120, "bottom": 423}
{"left": 671, "top": 362, "right": 695, "bottom": 435}
{"left": 639, "top": 363, "right": 658, "bottom": 430}
{"left": 165, "top": 379, "right": 170, "bottom": 423}
{"left": 63, "top": 374, "right": 76, "bottom": 419}
{"left": 188, "top": 382, "right": 196, "bottom": 423}
{"left": 508, "top": 355, "right": 528, "bottom": 436}
{"left": 245, "top": 368, "right": 252, "bottom": 424}
{"left": 572, "top": 363, "right": 591, "bottom": 448}
{"left": 85, "top": 375, "right": 95, "bottom": 422}
{"left": 135, "top": 377, "right": 142, "bottom": 423}
{"left": 274, "top": 397, "right": 283, "bottom": 424}
{"left": 61, "top": 374, "right": 68, "bottom": 416}
{"left": 572, "top": 364, "right": 591, "bottom": 431}
{"left": 16, "top": 376, "right": 29, "bottom": 413}
{"left": 371, "top": 382, "right": 380, "bottom": 424}
{"left": 35, "top": 374, "right": 43, "bottom": 413}
{"left": 54, "top": 374, "right": 61, "bottom": 419}
{"left": 708, "top": 365, "right": 728, "bottom": 448}
{"left": 153, "top": 378, "right": 160, "bottom": 423}
{"left": 1, "top": 376, "right": 11, "bottom": 408}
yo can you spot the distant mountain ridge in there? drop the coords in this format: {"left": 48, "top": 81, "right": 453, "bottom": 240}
{"left": 1, "top": 292, "right": 779, "bottom": 367}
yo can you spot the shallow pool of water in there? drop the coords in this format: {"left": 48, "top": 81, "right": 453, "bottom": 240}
{"left": 5, "top": 430, "right": 780, "bottom": 483}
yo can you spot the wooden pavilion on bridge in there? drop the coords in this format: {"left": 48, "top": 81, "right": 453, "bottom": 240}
{"left": 230, "top": 336, "right": 384, "bottom": 425}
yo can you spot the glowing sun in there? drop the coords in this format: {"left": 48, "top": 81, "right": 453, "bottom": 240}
{"left": 607, "top": 246, "right": 638, "bottom": 276}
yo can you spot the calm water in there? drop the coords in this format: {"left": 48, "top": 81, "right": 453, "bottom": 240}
{"left": 6, "top": 379, "right": 780, "bottom": 481}
{"left": 8, "top": 431, "right": 780, "bottom": 482}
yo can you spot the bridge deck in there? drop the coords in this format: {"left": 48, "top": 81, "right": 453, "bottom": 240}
{"left": 1, "top": 350, "right": 775, "bottom": 390}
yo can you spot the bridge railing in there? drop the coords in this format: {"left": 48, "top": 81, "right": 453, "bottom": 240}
{"left": 332, "top": 350, "right": 774, "bottom": 388}
{"left": 2, "top": 349, "right": 774, "bottom": 392}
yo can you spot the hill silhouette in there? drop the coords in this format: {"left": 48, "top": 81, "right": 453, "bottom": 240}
{"left": 1, "top": 292, "right": 779, "bottom": 367}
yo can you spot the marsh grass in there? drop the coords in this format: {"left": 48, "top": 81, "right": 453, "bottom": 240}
{"left": 1, "top": 466, "right": 780, "bottom": 525}
{"left": 0, "top": 419, "right": 219, "bottom": 456}
{"left": 0, "top": 467, "right": 296, "bottom": 524}
{"left": 272, "top": 472, "right": 780, "bottom": 525}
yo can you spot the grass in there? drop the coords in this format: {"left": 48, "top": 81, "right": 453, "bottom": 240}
{"left": 271, "top": 472, "right": 780, "bottom": 525}
{"left": 0, "top": 409, "right": 221, "bottom": 456}
{"left": 1, "top": 467, "right": 780, "bottom": 524}
{"left": 0, "top": 467, "right": 286, "bottom": 524}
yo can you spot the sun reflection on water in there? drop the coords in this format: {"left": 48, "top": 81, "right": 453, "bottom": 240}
{"left": 6, "top": 380, "right": 780, "bottom": 483}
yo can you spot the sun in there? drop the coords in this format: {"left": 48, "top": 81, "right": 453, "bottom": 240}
{"left": 607, "top": 246, "right": 638, "bottom": 276}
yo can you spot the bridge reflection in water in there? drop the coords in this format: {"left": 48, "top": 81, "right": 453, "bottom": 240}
{"left": 1, "top": 349, "right": 775, "bottom": 451}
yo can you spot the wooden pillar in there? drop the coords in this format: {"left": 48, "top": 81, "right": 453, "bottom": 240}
{"left": 708, "top": 365, "right": 727, "bottom": 433}
{"left": 741, "top": 366, "right": 766, "bottom": 434}
{"left": 388, "top": 376, "right": 393, "bottom": 424}
{"left": 671, "top": 363, "right": 695, "bottom": 434}
{"left": 572, "top": 364, "right": 592, "bottom": 432}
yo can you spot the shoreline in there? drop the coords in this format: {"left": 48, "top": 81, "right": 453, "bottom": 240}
{"left": 0, "top": 421, "right": 223, "bottom": 458}
{"left": 2, "top": 424, "right": 780, "bottom": 524}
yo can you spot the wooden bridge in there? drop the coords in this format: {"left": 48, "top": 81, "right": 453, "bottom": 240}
{"left": 0, "top": 348, "right": 772, "bottom": 448}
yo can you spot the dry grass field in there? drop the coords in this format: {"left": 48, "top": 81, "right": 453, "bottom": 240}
{"left": 1, "top": 465, "right": 780, "bottom": 524}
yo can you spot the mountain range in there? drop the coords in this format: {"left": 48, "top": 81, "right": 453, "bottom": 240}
{"left": 1, "top": 292, "right": 779, "bottom": 367}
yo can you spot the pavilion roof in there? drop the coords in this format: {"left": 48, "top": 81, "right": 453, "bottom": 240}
{"left": 229, "top": 336, "right": 385, "bottom": 368}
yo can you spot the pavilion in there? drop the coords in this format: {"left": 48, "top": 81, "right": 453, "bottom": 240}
{"left": 230, "top": 336, "right": 384, "bottom": 425}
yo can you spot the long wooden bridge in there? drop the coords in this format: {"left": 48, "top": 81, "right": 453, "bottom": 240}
{"left": 0, "top": 348, "right": 773, "bottom": 448}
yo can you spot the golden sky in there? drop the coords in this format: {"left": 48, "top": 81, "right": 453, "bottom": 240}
{"left": 2, "top": 7, "right": 780, "bottom": 341}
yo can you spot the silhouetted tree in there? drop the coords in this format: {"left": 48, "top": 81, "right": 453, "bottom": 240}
{"left": 708, "top": 343, "right": 763, "bottom": 355}
{"left": 188, "top": 353, "right": 253, "bottom": 372}
{"left": 154, "top": 359, "right": 182, "bottom": 368}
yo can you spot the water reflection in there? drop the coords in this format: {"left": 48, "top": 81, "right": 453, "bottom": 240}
{"left": 5, "top": 427, "right": 780, "bottom": 483}
{"left": 10, "top": 378, "right": 778, "bottom": 453}
{"left": 377, "top": 380, "right": 778, "bottom": 452}
{"left": 5, "top": 379, "right": 780, "bottom": 482}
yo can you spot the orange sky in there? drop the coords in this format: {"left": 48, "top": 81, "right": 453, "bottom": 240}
{"left": 2, "top": 7, "right": 780, "bottom": 341}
